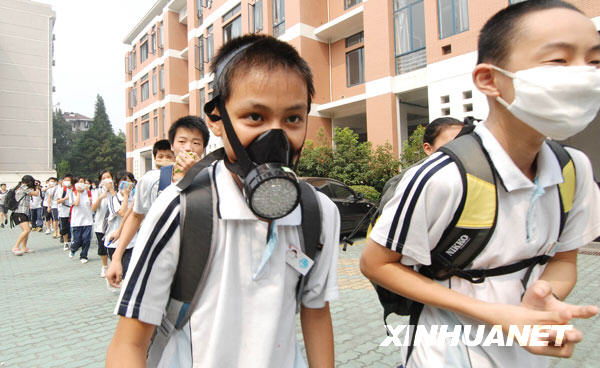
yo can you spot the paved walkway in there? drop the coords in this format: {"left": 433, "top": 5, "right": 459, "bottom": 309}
{"left": 1, "top": 226, "right": 599, "bottom": 367}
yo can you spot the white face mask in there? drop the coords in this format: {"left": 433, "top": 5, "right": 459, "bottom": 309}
{"left": 63, "top": 181, "right": 71, "bottom": 187}
{"left": 492, "top": 65, "right": 600, "bottom": 140}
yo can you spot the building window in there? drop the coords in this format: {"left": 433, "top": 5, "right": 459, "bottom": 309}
{"left": 438, "top": 0, "right": 469, "bottom": 39}
{"left": 142, "top": 121, "right": 150, "bottom": 141}
{"left": 273, "top": 0, "right": 285, "bottom": 37}
{"left": 509, "top": 0, "right": 526, "bottom": 3}
{"left": 223, "top": 3, "right": 241, "bottom": 23}
{"left": 394, "top": 1, "right": 425, "bottom": 55}
{"left": 463, "top": 90, "right": 472, "bottom": 99}
{"left": 159, "top": 67, "right": 164, "bottom": 91}
{"left": 196, "top": 0, "right": 203, "bottom": 21}
{"left": 199, "top": 87, "right": 205, "bottom": 119}
{"left": 151, "top": 28, "right": 156, "bottom": 54}
{"left": 252, "top": 0, "right": 263, "bottom": 33}
{"left": 345, "top": 31, "right": 363, "bottom": 47}
{"left": 206, "top": 25, "right": 214, "bottom": 61}
{"left": 154, "top": 117, "right": 158, "bottom": 137}
{"left": 223, "top": 16, "right": 242, "bottom": 43}
{"left": 152, "top": 69, "right": 158, "bottom": 95}
{"left": 345, "top": 0, "right": 362, "bottom": 9}
{"left": 346, "top": 47, "right": 364, "bottom": 87}
{"left": 196, "top": 38, "right": 204, "bottom": 76}
{"left": 140, "top": 37, "right": 148, "bottom": 63}
{"left": 132, "top": 50, "right": 137, "bottom": 69}
{"left": 132, "top": 84, "right": 138, "bottom": 106}
{"left": 134, "top": 123, "right": 138, "bottom": 143}
{"left": 440, "top": 95, "right": 450, "bottom": 104}
{"left": 141, "top": 81, "right": 149, "bottom": 101}
{"left": 158, "top": 23, "right": 163, "bottom": 49}
{"left": 161, "top": 108, "right": 165, "bottom": 137}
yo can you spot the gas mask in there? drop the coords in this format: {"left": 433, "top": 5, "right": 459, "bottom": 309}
{"left": 204, "top": 44, "right": 302, "bottom": 220}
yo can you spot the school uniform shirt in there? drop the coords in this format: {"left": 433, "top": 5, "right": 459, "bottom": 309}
{"left": 104, "top": 192, "right": 136, "bottom": 249}
{"left": 71, "top": 191, "right": 94, "bottom": 227}
{"left": 92, "top": 190, "right": 110, "bottom": 233}
{"left": 116, "top": 160, "right": 340, "bottom": 368}
{"left": 133, "top": 169, "right": 162, "bottom": 215}
{"left": 30, "top": 193, "right": 42, "bottom": 209}
{"left": 55, "top": 186, "right": 74, "bottom": 218}
{"left": 48, "top": 186, "right": 59, "bottom": 209}
{"left": 42, "top": 189, "right": 50, "bottom": 208}
{"left": 369, "top": 123, "right": 600, "bottom": 368}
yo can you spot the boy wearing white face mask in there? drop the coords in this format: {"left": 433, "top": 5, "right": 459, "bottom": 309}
{"left": 55, "top": 174, "right": 74, "bottom": 251}
{"left": 361, "top": 1, "right": 600, "bottom": 367}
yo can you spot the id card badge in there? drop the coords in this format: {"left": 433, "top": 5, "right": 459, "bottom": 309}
{"left": 286, "top": 244, "right": 314, "bottom": 276}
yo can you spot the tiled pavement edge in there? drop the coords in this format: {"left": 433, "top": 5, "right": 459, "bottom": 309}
{"left": 1, "top": 227, "right": 599, "bottom": 367}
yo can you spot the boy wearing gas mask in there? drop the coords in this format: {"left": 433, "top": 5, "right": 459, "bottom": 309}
{"left": 362, "top": 1, "right": 600, "bottom": 367}
{"left": 104, "top": 117, "right": 209, "bottom": 288}
{"left": 107, "top": 35, "right": 339, "bottom": 367}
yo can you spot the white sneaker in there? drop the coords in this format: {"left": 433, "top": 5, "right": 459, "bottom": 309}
{"left": 100, "top": 266, "right": 108, "bottom": 277}
{"left": 80, "top": 258, "right": 88, "bottom": 264}
{"left": 45, "top": 229, "right": 51, "bottom": 234}
{"left": 69, "top": 251, "right": 74, "bottom": 258}
{"left": 63, "top": 243, "right": 70, "bottom": 251}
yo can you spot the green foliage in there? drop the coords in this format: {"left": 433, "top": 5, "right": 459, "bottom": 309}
{"left": 350, "top": 185, "right": 380, "bottom": 202}
{"left": 56, "top": 160, "right": 71, "bottom": 179}
{"left": 399, "top": 125, "right": 427, "bottom": 168}
{"left": 54, "top": 95, "right": 126, "bottom": 179}
{"left": 53, "top": 109, "right": 75, "bottom": 166}
{"left": 297, "top": 127, "right": 401, "bottom": 192}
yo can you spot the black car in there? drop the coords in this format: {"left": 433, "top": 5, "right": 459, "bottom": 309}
{"left": 301, "top": 177, "right": 376, "bottom": 235}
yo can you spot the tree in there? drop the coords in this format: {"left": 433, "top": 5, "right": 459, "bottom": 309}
{"left": 53, "top": 108, "right": 74, "bottom": 168}
{"left": 297, "top": 129, "right": 333, "bottom": 178}
{"left": 65, "top": 95, "right": 126, "bottom": 179}
{"left": 399, "top": 125, "right": 427, "bottom": 169}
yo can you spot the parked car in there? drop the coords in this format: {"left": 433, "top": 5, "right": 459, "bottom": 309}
{"left": 301, "top": 177, "right": 376, "bottom": 235}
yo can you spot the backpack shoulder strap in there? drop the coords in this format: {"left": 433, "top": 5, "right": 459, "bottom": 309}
{"left": 158, "top": 165, "right": 173, "bottom": 192}
{"left": 295, "top": 181, "right": 322, "bottom": 312}
{"left": 170, "top": 165, "right": 217, "bottom": 329}
{"left": 422, "top": 133, "right": 498, "bottom": 281}
{"left": 545, "top": 140, "right": 575, "bottom": 237}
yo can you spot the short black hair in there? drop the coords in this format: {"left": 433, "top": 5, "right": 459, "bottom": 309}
{"left": 116, "top": 171, "right": 135, "bottom": 184}
{"left": 477, "top": 0, "right": 582, "bottom": 66}
{"left": 152, "top": 139, "right": 173, "bottom": 158}
{"left": 209, "top": 34, "right": 314, "bottom": 113}
{"left": 21, "top": 175, "right": 35, "bottom": 188}
{"left": 63, "top": 173, "right": 73, "bottom": 180}
{"left": 168, "top": 115, "right": 210, "bottom": 148}
{"left": 1, "top": 183, "right": 6, "bottom": 186}
{"left": 423, "top": 117, "right": 464, "bottom": 145}
{"left": 98, "top": 170, "right": 113, "bottom": 183}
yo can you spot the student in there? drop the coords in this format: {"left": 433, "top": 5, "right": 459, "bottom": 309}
{"left": 0, "top": 183, "right": 7, "bottom": 228}
{"left": 92, "top": 170, "right": 115, "bottom": 277}
{"left": 104, "top": 172, "right": 136, "bottom": 282}
{"left": 361, "top": 1, "right": 600, "bottom": 367}
{"left": 42, "top": 179, "right": 54, "bottom": 234}
{"left": 55, "top": 174, "right": 74, "bottom": 250}
{"left": 46, "top": 177, "right": 60, "bottom": 239}
{"left": 29, "top": 180, "right": 43, "bottom": 232}
{"left": 11, "top": 175, "right": 40, "bottom": 255}
{"left": 152, "top": 139, "right": 176, "bottom": 169}
{"left": 69, "top": 178, "right": 94, "bottom": 263}
{"left": 106, "top": 35, "right": 340, "bottom": 367}
{"left": 422, "top": 117, "right": 464, "bottom": 155}
{"left": 105, "top": 118, "right": 208, "bottom": 287}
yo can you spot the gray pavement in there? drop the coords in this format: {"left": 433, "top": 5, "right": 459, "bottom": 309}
{"left": 1, "top": 226, "right": 599, "bottom": 367}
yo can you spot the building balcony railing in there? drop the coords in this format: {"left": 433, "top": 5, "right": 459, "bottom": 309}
{"left": 395, "top": 48, "right": 426, "bottom": 75}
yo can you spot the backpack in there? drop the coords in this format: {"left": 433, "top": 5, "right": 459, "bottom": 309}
{"left": 5, "top": 188, "right": 23, "bottom": 212}
{"left": 146, "top": 148, "right": 324, "bottom": 366}
{"left": 370, "top": 133, "right": 575, "bottom": 364}
{"left": 158, "top": 165, "right": 173, "bottom": 193}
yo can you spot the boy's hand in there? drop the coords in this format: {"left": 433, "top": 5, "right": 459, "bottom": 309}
{"left": 491, "top": 280, "right": 597, "bottom": 357}
{"left": 107, "top": 230, "right": 121, "bottom": 243}
{"left": 174, "top": 151, "right": 200, "bottom": 176}
{"left": 106, "top": 260, "right": 123, "bottom": 288}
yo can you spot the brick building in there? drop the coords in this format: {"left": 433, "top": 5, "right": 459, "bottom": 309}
{"left": 124, "top": 0, "right": 600, "bottom": 179}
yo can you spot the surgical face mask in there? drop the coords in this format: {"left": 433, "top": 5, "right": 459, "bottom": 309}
{"left": 63, "top": 180, "right": 71, "bottom": 188}
{"left": 492, "top": 65, "right": 600, "bottom": 140}
{"left": 85, "top": 184, "right": 91, "bottom": 190}
{"left": 75, "top": 183, "right": 86, "bottom": 191}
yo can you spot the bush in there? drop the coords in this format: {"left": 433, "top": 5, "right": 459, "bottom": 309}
{"left": 399, "top": 125, "right": 427, "bottom": 169}
{"left": 350, "top": 185, "right": 380, "bottom": 202}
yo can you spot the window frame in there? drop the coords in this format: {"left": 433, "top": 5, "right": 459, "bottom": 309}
{"left": 152, "top": 69, "right": 158, "bottom": 95}
{"left": 393, "top": 0, "right": 426, "bottom": 58}
{"left": 140, "top": 38, "right": 149, "bottom": 63}
{"left": 141, "top": 121, "right": 150, "bottom": 141}
{"left": 344, "top": 0, "right": 363, "bottom": 10}
{"left": 437, "top": 0, "right": 469, "bottom": 39}
{"left": 141, "top": 81, "right": 149, "bottom": 102}
{"left": 223, "top": 15, "right": 242, "bottom": 43}
{"left": 272, "top": 0, "right": 285, "bottom": 37}
{"left": 206, "top": 25, "right": 214, "bottom": 62}
{"left": 252, "top": 0, "right": 263, "bottom": 33}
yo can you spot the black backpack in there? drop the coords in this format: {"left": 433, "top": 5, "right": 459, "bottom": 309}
{"left": 369, "top": 133, "right": 576, "bottom": 364}
{"left": 145, "top": 148, "right": 324, "bottom": 366}
{"left": 5, "top": 187, "right": 24, "bottom": 212}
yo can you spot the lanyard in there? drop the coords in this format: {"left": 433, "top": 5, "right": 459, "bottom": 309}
{"left": 252, "top": 225, "right": 278, "bottom": 280}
